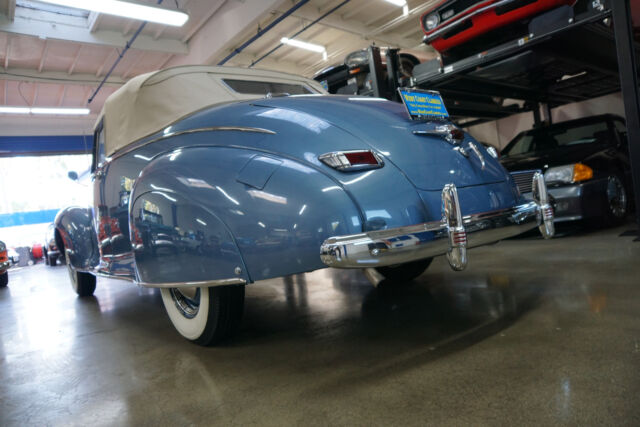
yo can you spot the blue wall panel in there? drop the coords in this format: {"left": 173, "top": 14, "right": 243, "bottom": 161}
{"left": 0, "top": 135, "right": 93, "bottom": 156}
{"left": 0, "top": 209, "right": 59, "bottom": 227}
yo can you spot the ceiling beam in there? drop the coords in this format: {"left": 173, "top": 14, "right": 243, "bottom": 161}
{"left": 340, "top": 1, "right": 371, "bottom": 20}
{"left": 68, "top": 45, "right": 83, "bottom": 75}
{"left": 38, "top": 40, "right": 48, "bottom": 72}
{"left": 96, "top": 48, "right": 117, "bottom": 77}
{"left": 57, "top": 85, "right": 67, "bottom": 107}
{"left": 278, "top": 7, "right": 416, "bottom": 49}
{"left": 231, "top": 51, "right": 307, "bottom": 75}
{"left": 166, "top": 0, "right": 287, "bottom": 67}
{"left": 88, "top": 11, "right": 102, "bottom": 33}
{"left": 181, "top": 0, "right": 226, "bottom": 43}
{"left": 122, "top": 52, "right": 144, "bottom": 79}
{"left": 365, "top": 1, "right": 440, "bottom": 38}
{"left": 0, "top": 0, "right": 15, "bottom": 22}
{"left": 3, "top": 35, "right": 10, "bottom": 69}
{"left": 32, "top": 83, "right": 38, "bottom": 106}
{"left": 0, "top": 68, "right": 125, "bottom": 86}
{"left": 0, "top": 14, "right": 188, "bottom": 54}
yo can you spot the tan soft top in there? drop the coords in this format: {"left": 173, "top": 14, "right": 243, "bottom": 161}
{"left": 99, "top": 65, "right": 326, "bottom": 156}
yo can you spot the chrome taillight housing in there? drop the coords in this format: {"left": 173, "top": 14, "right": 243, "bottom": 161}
{"left": 318, "top": 150, "right": 384, "bottom": 172}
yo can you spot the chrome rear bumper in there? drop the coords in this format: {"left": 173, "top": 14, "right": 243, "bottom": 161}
{"left": 320, "top": 172, "right": 554, "bottom": 271}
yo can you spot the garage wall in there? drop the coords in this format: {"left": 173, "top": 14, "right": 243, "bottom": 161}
{"left": 466, "top": 92, "right": 625, "bottom": 149}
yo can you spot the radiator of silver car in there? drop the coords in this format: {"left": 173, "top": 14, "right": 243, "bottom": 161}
{"left": 510, "top": 170, "right": 539, "bottom": 194}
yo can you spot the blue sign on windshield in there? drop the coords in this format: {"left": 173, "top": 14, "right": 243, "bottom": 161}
{"left": 398, "top": 88, "right": 449, "bottom": 120}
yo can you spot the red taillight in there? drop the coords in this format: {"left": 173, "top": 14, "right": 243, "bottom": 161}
{"left": 319, "top": 150, "right": 384, "bottom": 171}
{"left": 344, "top": 151, "right": 378, "bottom": 165}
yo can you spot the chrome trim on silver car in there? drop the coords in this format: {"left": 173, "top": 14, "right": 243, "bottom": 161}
{"left": 424, "top": 0, "right": 519, "bottom": 43}
{"left": 320, "top": 178, "right": 554, "bottom": 271}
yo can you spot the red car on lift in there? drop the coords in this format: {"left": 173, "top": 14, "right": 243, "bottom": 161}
{"left": 421, "top": 0, "right": 577, "bottom": 59}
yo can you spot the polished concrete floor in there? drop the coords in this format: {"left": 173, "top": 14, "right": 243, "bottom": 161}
{"left": 1, "top": 223, "right": 640, "bottom": 426}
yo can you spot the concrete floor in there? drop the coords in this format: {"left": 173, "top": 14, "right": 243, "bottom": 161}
{"left": 1, "top": 223, "right": 640, "bottom": 426}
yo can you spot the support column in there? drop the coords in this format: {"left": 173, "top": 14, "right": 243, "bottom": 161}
{"left": 611, "top": 0, "right": 640, "bottom": 228}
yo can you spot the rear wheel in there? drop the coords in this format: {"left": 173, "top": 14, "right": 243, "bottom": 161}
{"left": 374, "top": 258, "right": 433, "bottom": 283}
{"left": 161, "top": 284, "right": 245, "bottom": 346}
{"left": 0, "top": 272, "right": 7, "bottom": 288}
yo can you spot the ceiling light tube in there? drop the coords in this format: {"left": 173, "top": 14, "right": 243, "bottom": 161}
{"left": 38, "top": 0, "right": 189, "bottom": 27}
{"left": 0, "top": 106, "right": 90, "bottom": 115}
{"left": 384, "top": 0, "right": 407, "bottom": 6}
{"left": 281, "top": 37, "right": 326, "bottom": 53}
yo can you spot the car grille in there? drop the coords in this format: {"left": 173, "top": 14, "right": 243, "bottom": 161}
{"left": 510, "top": 170, "right": 539, "bottom": 194}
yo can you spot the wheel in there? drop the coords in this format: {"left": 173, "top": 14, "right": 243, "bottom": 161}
{"left": 67, "top": 261, "right": 96, "bottom": 296}
{"left": 374, "top": 258, "right": 433, "bottom": 283}
{"left": 161, "top": 284, "right": 245, "bottom": 346}
{"left": 48, "top": 254, "right": 57, "bottom": 266}
{"left": 604, "top": 174, "right": 628, "bottom": 226}
{"left": 0, "top": 272, "right": 7, "bottom": 287}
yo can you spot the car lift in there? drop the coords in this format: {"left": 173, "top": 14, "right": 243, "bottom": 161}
{"left": 366, "top": 0, "right": 640, "bottom": 230}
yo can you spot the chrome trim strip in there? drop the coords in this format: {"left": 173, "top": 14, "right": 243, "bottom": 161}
{"left": 424, "top": 0, "right": 519, "bottom": 43}
{"left": 110, "top": 126, "right": 276, "bottom": 162}
{"left": 136, "top": 278, "right": 247, "bottom": 289}
{"left": 533, "top": 171, "right": 555, "bottom": 238}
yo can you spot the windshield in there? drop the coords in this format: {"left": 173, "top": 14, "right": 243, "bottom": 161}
{"left": 502, "top": 121, "right": 610, "bottom": 157}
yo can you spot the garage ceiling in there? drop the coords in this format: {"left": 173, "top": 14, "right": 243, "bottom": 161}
{"left": 0, "top": 0, "right": 437, "bottom": 136}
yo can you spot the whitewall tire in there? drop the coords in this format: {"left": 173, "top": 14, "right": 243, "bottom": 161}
{"left": 161, "top": 285, "right": 245, "bottom": 346}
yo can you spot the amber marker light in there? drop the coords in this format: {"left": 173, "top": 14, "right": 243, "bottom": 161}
{"left": 572, "top": 163, "right": 593, "bottom": 182}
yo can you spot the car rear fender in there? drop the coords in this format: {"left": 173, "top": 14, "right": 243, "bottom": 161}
{"left": 129, "top": 146, "right": 363, "bottom": 282}
{"left": 54, "top": 207, "right": 100, "bottom": 270}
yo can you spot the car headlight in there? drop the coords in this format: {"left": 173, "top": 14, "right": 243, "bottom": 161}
{"left": 544, "top": 163, "right": 593, "bottom": 184}
{"left": 424, "top": 13, "right": 440, "bottom": 31}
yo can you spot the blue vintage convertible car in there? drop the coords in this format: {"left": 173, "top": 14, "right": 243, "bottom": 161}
{"left": 55, "top": 65, "right": 554, "bottom": 345}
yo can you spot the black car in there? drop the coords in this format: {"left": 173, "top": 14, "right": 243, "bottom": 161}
{"left": 43, "top": 223, "right": 62, "bottom": 266}
{"left": 500, "top": 114, "right": 632, "bottom": 225}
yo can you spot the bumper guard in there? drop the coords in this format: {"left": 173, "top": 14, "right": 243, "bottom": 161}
{"left": 320, "top": 172, "right": 554, "bottom": 271}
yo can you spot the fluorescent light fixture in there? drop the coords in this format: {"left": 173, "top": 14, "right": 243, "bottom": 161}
{"left": 384, "top": 0, "right": 407, "bottom": 6}
{"left": 281, "top": 37, "right": 325, "bottom": 53}
{"left": 31, "top": 107, "right": 91, "bottom": 115}
{"left": 0, "top": 106, "right": 90, "bottom": 115}
{"left": 403, "top": 4, "right": 409, "bottom": 15}
{"left": 37, "top": 0, "right": 189, "bottom": 26}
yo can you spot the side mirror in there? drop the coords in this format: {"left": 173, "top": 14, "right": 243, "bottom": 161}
{"left": 68, "top": 171, "right": 79, "bottom": 181}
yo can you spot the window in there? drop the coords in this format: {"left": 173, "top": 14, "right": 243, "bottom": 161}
{"left": 92, "top": 120, "right": 106, "bottom": 171}
{"left": 613, "top": 119, "right": 627, "bottom": 146}
{"left": 503, "top": 120, "right": 610, "bottom": 157}
{"left": 223, "top": 79, "right": 315, "bottom": 96}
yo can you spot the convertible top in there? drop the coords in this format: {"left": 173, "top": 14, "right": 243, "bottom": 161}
{"left": 99, "top": 65, "right": 326, "bottom": 156}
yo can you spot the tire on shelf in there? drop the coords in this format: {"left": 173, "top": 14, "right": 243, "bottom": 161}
{"left": 161, "top": 284, "right": 245, "bottom": 346}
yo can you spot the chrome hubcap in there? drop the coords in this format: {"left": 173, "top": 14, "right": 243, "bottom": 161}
{"left": 170, "top": 287, "right": 200, "bottom": 319}
{"left": 607, "top": 176, "right": 627, "bottom": 218}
